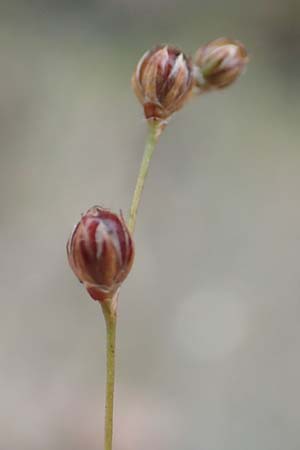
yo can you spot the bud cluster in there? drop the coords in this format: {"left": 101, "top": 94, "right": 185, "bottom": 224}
{"left": 132, "top": 38, "right": 248, "bottom": 121}
{"left": 67, "top": 207, "right": 134, "bottom": 302}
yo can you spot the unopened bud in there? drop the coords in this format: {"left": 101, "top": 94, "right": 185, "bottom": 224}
{"left": 194, "top": 38, "right": 248, "bottom": 91}
{"left": 132, "top": 45, "right": 194, "bottom": 122}
{"left": 67, "top": 206, "right": 134, "bottom": 302}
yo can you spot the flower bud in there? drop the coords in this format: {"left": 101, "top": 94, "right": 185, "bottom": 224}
{"left": 194, "top": 38, "right": 248, "bottom": 90}
{"left": 132, "top": 45, "right": 194, "bottom": 121}
{"left": 67, "top": 206, "right": 134, "bottom": 302}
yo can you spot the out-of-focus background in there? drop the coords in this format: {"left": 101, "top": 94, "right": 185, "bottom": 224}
{"left": 1, "top": 1, "right": 300, "bottom": 449}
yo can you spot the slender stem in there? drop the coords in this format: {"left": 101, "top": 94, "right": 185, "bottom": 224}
{"left": 128, "top": 120, "right": 163, "bottom": 233}
{"left": 102, "top": 301, "right": 117, "bottom": 450}
{"left": 100, "top": 119, "right": 163, "bottom": 450}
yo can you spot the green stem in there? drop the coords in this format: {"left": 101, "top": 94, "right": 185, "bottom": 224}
{"left": 128, "top": 120, "right": 163, "bottom": 234}
{"left": 101, "top": 119, "right": 163, "bottom": 450}
{"left": 102, "top": 301, "right": 117, "bottom": 450}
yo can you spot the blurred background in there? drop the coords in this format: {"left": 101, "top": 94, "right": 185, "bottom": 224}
{"left": 1, "top": 0, "right": 300, "bottom": 449}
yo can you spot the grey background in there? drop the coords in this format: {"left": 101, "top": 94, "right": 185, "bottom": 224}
{"left": 1, "top": 1, "right": 300, "bottom": 449}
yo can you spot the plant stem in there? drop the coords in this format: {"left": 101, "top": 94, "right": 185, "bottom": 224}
{"left": 128, "top": 120, "right": 163, "bottom": 233}
{"left": 101, "top": 119, "right": 163, "bottom": 450}
{"left": 102, "top": 301, "right": 117, "bottom": 450}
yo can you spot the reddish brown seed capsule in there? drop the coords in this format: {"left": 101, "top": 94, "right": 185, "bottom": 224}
{"left": 194, "top": 38, "right": 248, "bottom": 91}
{"left": 67, "top": 206, "right": 134, "bottom": 302}
{"left": 132, "top": 45, "right": 194, "bottom": 122}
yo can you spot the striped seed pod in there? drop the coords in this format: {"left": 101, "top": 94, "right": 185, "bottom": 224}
{"left": 194, "top": 38, "right": 248, "bottom": 91}
{"left": 67, "top": 206, "right": 134, "bottom": 302}
{"left": 132, "top": 45, "right": 194, "bottom": 122}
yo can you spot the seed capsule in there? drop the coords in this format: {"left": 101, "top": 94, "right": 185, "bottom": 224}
{"left": 67, "top": 206, "right": 134, "bottom": 302}
{"left": 132, "top": 45, "right": 194, "bottom": 121}
{"left": 194, "top": 38, "right": 248, "bottom": 91}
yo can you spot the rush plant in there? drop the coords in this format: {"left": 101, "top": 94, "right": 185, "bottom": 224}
{"left": 66, "top": 38, "right": 248, "bottom": 450}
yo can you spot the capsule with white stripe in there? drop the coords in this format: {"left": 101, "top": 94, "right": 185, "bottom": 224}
{"left": 132, "top": 45, "right": 194, "bottom": 122}
{"left": 193, "top": 38, "right": 248, "bottom": 91}
{"left": 67, "top": 206, "right": 134, "bottom": 302}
